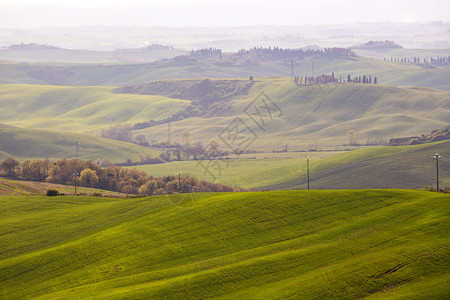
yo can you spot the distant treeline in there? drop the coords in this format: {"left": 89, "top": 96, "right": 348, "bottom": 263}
{"left": 388, "top": 124, "right": 450, "bottom": 146}
{"left": 0, "top": 157, "right": 244, "bottom": 195}
{"left": 235, "top": 46, "right": 353, "bottom": 61}
{"left": 293, "top": 72, "right": 378, "bottom": 86}
{"left": 9, "top": 43, "right": 60, "bottom": 50}
{"left": 386, "top": 56, "right": 450, "bottom": 67}
{"left": 346, "top": 74, "right": 377, "bottom": 84}
{"left": 181, "top": 46, "right": 354, "bottom": 62}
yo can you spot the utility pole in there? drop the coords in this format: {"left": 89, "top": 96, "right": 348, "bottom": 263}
{"left": 177, "top": 171, "right": 182, "bottom": 192}
{"left": 73, "top": 171, "right": 79, "bottom": 195}
{"left": 306, "top": 157, "right": 310, "bottom": 190}
{"left": 74, "top": 140, "right": 81, "bottom": 158}
{"left": 434, "top": 153, "right": 440, "bottom": 191}
{"left": 168, "top": 122, "right": 172, "bottom": 144}
{"left": 291, "top": 59, "right": 294, "bottom": 81}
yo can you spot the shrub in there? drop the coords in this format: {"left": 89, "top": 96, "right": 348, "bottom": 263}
{"left": 153, "top": 188, "right": 167, "bottom": 195}
{"left": 93, "top": 192, "right": 102, "bottom": 197}
{"left": 46, "top": 189, "right": 59, "bottom": 196}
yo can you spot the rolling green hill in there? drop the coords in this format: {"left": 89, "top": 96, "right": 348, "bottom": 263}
{"left": 0, "top": 79, "right": 448, "bottom": 150}
{"left": 259, "top": 140, "right": 450, "bottom": 190}
{"left": 0, "top": 84, "right": 189, "bottom": 133}
{"left": 128, "top": 142, "right": 450, "bottom": 189}
{"left": 1, "top": 53, "right": 449, "bottom": 90}
{"left": 128, "top": 158, "right": 302, "bottom": 187}
{"left": 0, "top": 190, "right": 448, "bottom": 299}
{"left": 1, "top": 79, "right": 447, "bottom": 149}
{"left": 0, "top": 124, "right": 160, "bottom": 162}
{"left": 134, "top": 78, "right": 450, "bottom": 147}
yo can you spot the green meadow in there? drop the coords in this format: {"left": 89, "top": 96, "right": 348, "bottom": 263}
{"left": 130, "top": 141, "right": 450, "bottom": 189}
{"left": 129, "top": 158, "right": 301, "bottom": 187}
{"left": 0, "top": 125, "right": 160, "bottom": 162}
{"left": 0, "top": 190, "right": 448, "bottom": 299}
{"left": 0, "top": 84, "right": 189, "bottom": 133}
{"left": 262, "top": 140, "right": 450, "bottom": 190}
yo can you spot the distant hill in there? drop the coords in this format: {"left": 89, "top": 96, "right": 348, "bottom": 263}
{"left": 388, "top": 124, "right": 450, "bottom": 146}
{"left": 353, "top": 40, "right": 403, "bottom": 49}
{"left": 1, "top": 48, "right": 449, "bottom": 90}
{"left": 0, "top": 125, "right": 160, "bottom": 162}
{"left": 9, "top": 43, "right": 61, "bottom": 50}
{"left": 0, "top": 43, "right": 187, "bottom": 63}
{"left": 1, "top": 190, "right": 448, "bottom": 298}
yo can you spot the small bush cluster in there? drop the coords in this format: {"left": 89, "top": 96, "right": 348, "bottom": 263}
{"left": 46, "top": 189, "right": 59, "bottom": 196}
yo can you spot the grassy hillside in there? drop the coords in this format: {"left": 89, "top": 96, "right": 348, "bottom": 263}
{"left": 1, "top": 54, "right": 449, "bottom": 90}
{"left": 128, "top": 158, "right": 301, "bottom": 187}
{"left": 135, "top": 78, "right": 450, "bottom": 147}
{"left": 128, "top": 142, "right": 449, "bottom": 189}
{"left": 0, "top": 79, "right": 448, "bottom": 149}
{"left": 0, "top": 125, "right": 160, "bottom": 162}
{"left": 260, "top": 141, "right": 450, "bottom": 190}
{"left": 0, "top": 190, "right": 448, "bottom": 299}
{"left": 0, "top": 84, "right": 189, "bottom": 133}
{"left": 0, "top": 177, "right": 126, "bottom": 197}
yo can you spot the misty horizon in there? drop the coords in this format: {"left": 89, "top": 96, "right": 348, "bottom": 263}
{"left": 1, "top": 0, "right": 449, "bottom": 28}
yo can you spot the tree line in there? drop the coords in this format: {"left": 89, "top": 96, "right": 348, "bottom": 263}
{"left": 293, "top": 72, "right": 378, "bottom": 86}
{"left": 235, "top": 47, "right": 353, "bottom": 61}
{"left": 0, "top": 157, "right": 244, "bottom": 195}
{"left": 386, "top": 56, "right": 450, "bottom": 67}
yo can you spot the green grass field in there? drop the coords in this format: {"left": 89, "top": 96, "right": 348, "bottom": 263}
{"left": 129, "top": 142, "right": 449, "bottom": 189}
{"left": 0, "top": 84, "right": 189, "bottom": 133}
{"left": 0, "top": 190, "right": 448, "bottom": 299}
{"left": 0, "top": 125, "right": 160, "bottom": 162}
{"left": 128, "top": 158, "right": 301, "bottom": 187}
{"left": 262, "top": 140, "right": 450, "bottom": 190}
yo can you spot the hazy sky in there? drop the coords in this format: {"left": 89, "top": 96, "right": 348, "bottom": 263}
{"left": 1, "top": 0, "right": 449, "bottom": 28}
